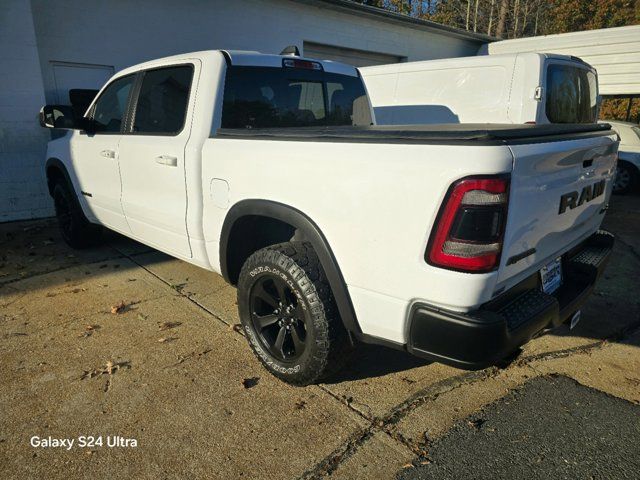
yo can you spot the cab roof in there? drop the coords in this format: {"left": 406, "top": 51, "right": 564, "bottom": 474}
{"left": 223, "top": 50, "right": 359, "bottom": 77}
{"left": 115, "top": 49, "right": 359, "bottom": 78}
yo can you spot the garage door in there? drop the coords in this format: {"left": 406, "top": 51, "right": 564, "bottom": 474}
{"left": 303, "top": 42, "right": 404, "bottom": 67}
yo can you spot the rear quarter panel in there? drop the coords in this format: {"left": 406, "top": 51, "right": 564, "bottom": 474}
{"left": 202, "top": 139, "right": 513, "bottom": 342}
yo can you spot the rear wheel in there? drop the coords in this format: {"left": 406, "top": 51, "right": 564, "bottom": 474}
{"left": 237, "top": 242, "right": 348, "bottom": 386}
{"left": 52, "top": 181, "right": 102, "bottom": 248}
{"left": 613, "top": 161, "right": 637, "bottom": 195}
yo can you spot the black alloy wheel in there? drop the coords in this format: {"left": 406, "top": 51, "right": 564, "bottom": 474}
{"left": 51, "top": 181, "right": 102, "bottom": 249}
{"left": 53, "top": 185, "right": 74, "bottom": 243}
{"left": 250, "top": 275, "right": 308, "bottom": 362}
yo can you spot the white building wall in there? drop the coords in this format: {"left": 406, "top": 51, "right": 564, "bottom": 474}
{"left": 31, "top": 0, "right": 481, "bottom": 105}
{"left": 0, "top": 0, "right": 52, "bottom": 221}
{"left": 1, "top": 0, "right": 482, "bottom": 222}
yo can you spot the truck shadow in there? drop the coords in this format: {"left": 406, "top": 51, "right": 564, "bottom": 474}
{"left": 327, "top": 343, "right": 433, "bottom": 383}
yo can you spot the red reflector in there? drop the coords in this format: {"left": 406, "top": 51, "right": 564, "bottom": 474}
{"left": 427, "top": 176, "right": 510, "bottom": 273}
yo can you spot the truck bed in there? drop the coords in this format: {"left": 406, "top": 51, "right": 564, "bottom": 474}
{"left": 216, "top": 123, "right": 613, "bottom": 144}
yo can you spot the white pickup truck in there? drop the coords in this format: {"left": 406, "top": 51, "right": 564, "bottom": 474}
{"left": 40, "top": 50, "right": 617, "bottom": 385}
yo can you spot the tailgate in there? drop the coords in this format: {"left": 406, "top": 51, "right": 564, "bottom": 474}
{"left": 498, "top": 131, "right": 618, "bottom": 286}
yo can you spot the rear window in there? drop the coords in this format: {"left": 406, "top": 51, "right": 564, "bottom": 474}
{"left": 221, "top": 66, "right": 372, "bottom": 128}
{"left": 545, "top": 65, "right": 597, "bottom": 123}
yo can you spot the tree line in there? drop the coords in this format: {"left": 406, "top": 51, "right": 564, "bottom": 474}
{"left": 358, "top": 0, "right": 639, "bottom": 38}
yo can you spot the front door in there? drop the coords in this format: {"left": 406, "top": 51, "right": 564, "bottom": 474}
{"left": 70, "top": 74, "right": 135, "bottom": 233}
{"left": 117, "top": 64, "right": 195, "bottom": 258}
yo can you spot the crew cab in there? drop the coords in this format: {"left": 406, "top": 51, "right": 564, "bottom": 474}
{"left": 40, "top": 50, "right": 617, "bottom": 385}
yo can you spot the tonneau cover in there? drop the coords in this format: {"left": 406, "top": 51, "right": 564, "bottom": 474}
{"left": 217, "top": 123, "right": 613, "bottom": 144}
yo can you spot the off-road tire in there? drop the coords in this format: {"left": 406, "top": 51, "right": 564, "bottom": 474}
{"left": 237, "top": 241, "right": 349, "bottom": 386}
{"left": 52, "top": 181, "right": 102, "bottom": 249}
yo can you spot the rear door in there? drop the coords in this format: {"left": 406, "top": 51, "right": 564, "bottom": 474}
{"left": 117, "top": 64, "right": 196, "bottom": 258}
{"left": 498, "top": 131, "right": 618, "bottom": 285}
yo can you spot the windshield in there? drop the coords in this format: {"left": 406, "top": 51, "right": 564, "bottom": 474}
{"left": 221, "top": 66, "right": 372, "bottom": 129}
{"left": 545, "top": 65, "right": 598, "bottom": 123}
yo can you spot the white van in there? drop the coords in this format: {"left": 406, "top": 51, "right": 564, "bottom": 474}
{"left": 360, "top": 53, "right": 599, "bottom": 125}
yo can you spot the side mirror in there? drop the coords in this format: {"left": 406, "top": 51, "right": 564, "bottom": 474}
{"left": 39, "top": 104, "right": 88, "bottom": 130}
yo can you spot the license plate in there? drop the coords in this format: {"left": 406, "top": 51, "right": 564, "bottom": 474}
{"left": 540, "top": 257, "right": 562, "bottom": 294}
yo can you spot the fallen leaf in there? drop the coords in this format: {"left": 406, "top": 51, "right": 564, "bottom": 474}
{"left": 242, "top": 377, "right": 259, "bottom": 389}
{"left": 158, "top": 337, "right": 177, "bottom": 343}
{"left": 158, "top": 321, "right": 181, "bottom": 331}
{"left": 105, "top": 360, "right": 115, "bottom": 374}
{"left": 137, "top": 313, "right": 148, "bottom": 321}
{"left": 81, "top": 360, "right": 131, "bottom": 380}
{"left": 110, "top": 301, "right": 126, "bottom": 314}
{"left": 229, "top": 324, "right": 243, "bottom": 333}
{"left": 295, "top": 400, "right": 307, "bottom": 410}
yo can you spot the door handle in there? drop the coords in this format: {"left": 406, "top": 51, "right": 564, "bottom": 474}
{"left": 155, "top": 155, "right": 178, "bottom": 167}
{"left": 100, "top": 149, "right": 116, "bottom": 159}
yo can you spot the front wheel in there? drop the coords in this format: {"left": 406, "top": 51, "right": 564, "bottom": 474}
{"left": 52, "top": 181, "right": 102, "bottom": 249}
{"left": 237, "top": 242, "right": 348, "bottom": 386}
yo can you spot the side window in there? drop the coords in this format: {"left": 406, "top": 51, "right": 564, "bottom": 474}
{"left": 132, "top": 66, "right": 193, "bottom": 135}
{"left": 92, "top": 75, "right": 135, "bottom": 133}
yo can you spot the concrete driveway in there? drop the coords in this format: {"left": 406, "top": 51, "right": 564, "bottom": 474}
{"left": 1, "top": 196, "right": 639, "bottom": 480}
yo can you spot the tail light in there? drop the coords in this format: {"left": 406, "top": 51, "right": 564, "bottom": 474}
{"left": 282, "top": 58, "right": 323, "bottom": 70}
{"left": 427, "top": 175, "right": 510, "bottom": 273}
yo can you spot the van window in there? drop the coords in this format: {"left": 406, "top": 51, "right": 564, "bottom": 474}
{"left": 221, "top": 66, "right": 372, "bottom": 128}
{"left": 546, "top": 65, "right": 597, "bottom": 123}
{"left": 91, "top": 75, "right": 134, "bottom": 133}
{"left": 133, "top": 66, "right": 193, "bottom": 134}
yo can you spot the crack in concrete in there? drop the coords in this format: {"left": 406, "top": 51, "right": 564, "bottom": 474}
{"left": 111, "top": 245, "right": 231, "bottom": 330}
{"left": 297, "top": 425, "right": 377, "bottom": 479}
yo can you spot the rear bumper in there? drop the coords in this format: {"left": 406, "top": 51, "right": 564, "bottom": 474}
{"left": 407, "top": 230, "right": 614, "bottom": 370}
